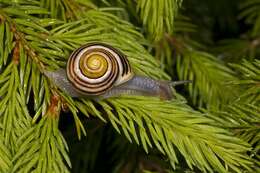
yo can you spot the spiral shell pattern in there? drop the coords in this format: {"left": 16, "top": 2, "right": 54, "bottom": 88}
{"left": 67, "top": 43, "right": 133, "bottom": 96}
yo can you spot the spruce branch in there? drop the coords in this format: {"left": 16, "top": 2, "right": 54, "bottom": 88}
{"left": 0, "top": 39, "right": 32, "bottom": 156}
{"left": 156, "top": 34, "right": 238, "bottom": 109}
{"left": 0, "top": 135, "right": 12, "bottom": 173}
{"left": 239, "top": 0, "right": 260, "bottom": 37}
{"left": 214, "top": 35, "right": 260, "bottom": 62}
{"left": 137, "top": 0, "right": 183, "bottom": 41}
{"left": 107, "top": 131, "right": 196, "bottom": 173}
{"left": 0, "top": 15, "right": 32, "bottom": 168}
{"left": 212, "top": 0, "right": 260, "bottom": 62}
{"left": 0, "top": 3, "right": 69, "bottom": 173}
{"left": 40, "top": 0, "right": 97, "bottom": 20}
{"left": 11, "top": 94, "right": 71, "bottom": 173}
{"left": 174, "top": 14, "right": 197, "bottom": 34}
{"left": 230, "top": 59, "right": 260, "bottom": 105}
{"left": 204, "top": 59, "right": 260, "bottom": 170}
{"left": 208, "top": 103, "right": 260, "bottom": 171}
{"left": 155, "top": 15, "right": 197, "bottom": 75}
{"left": 75, "top": 95, "right": 253, "bottom": 173}
{"left": 0, "top": 4, "right": 54, "bottom": 113}
{"left": 168, "top": 37, "right": 238, "bottom": 109}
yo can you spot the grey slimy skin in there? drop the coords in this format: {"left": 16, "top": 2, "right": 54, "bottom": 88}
{"left": 111, "top": 75, "right": 173, "bottom": 100}
{"left": 44, "top": 69, "right": 82, "bottom": 97}
{"left": 44, "top": 69, "right": 191, "bottom": 100}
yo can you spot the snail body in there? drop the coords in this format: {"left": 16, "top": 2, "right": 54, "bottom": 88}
{"left": 45, "top": 43, "right": 190, "bottom": 100}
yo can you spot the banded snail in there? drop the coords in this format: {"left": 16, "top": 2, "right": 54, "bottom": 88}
{"left": 45, "top": 43, "right": 190, "bottom": 100}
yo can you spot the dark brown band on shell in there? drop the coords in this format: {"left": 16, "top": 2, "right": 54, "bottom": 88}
{"left": 66, "top": 43, "right": 133, "bottom": 96}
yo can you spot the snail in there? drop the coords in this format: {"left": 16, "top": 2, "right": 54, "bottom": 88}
{"left": 45, "top": 43, "right": 191, "bottom": 100}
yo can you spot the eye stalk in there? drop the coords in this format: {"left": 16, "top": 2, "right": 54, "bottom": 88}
{"left": 45, "top": 43, "right": 191, "bottom": 100}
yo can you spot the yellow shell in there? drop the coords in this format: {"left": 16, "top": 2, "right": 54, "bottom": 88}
{"left": 79, "top": 53, "right": 108, "bottom": 78}
{"left": 66, "top": 43, "right": 134, "bottom": 96}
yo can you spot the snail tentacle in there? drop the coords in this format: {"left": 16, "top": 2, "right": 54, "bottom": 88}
{"left": 170, "top": 80, "right": 192, "bottom": 86}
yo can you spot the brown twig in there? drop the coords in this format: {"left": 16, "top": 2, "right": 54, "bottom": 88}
{"left": 47, "top": 93, "right": 61, "bottom": 118}
{"left": 0, "top": 11, "right": 46, "bottom": 72}
{"left": 12, "top": 41, "right": 20, "bottom": 65}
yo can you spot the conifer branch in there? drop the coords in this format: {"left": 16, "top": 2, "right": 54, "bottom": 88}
{"left": 215, "top": 38, "right": 256, "bottom": 62}
{"left": 230, "top": 59, "right": 260, "bottom": 104}
{"left": 177, "top": 50, "right": 238, "bottom": 109}
{"left": 239, "top": 0, "right": 260, "bottom": 37}
{"left": 162, "top": 36, "right": 238, "bottom": 109}
{"left": 137, "top": 0, "right": 183, "bottom": 41}
{"left": 75, "top": 96, "right": 253, "bottom": 172}
{"left": 174, "top": 14, "right": 197, "bottom": 34}
{"left": 205, "top": 59, "right": 260, "bottom": 171}
{"left": 208, "top": 103, "right": 260, "bottom": 171}
{"left": 0, "top": 135, "right": 12, "bottom": 172}
{"left": 40, "top": 0, "right": 97, "bottom": 20}
{"left": 0, "top": 3, "right": 70, "bottom": 172}
{"left": 0, "top": 29, "right": 32, "bottom": 154}
{"left": 214, "top": 0, "right": 260, "bottom": 61}
{"left": 11, "top": 94, "right": 71, "bottom": 173}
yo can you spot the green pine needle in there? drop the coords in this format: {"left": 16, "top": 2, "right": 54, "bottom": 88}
{"left": 239, "top": 0, "right": 260, "bottom": 36}
{"left": 137, "top": 0, "right": 183, "bottom": 41}
{"left": 0, "top": 135, "right": 12, "bottom": 172}
{"left": 80, "top": 95, "right": 252, "bottom": 172}
{"left": 11, "top": 115, "right": 71, "bottom": 173}
{"left": 176, "top": 49, "right": 238, "bottom": 109}
{"left": 230, "top": 59, "right": 260, "bottom": 104}
{"left": 0, "top": 63, "right": 32, "bottom": 154}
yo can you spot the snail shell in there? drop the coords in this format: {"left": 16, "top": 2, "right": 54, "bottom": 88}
{"left": 45, "top": 43, "right": 191, "bottom": 100}
{"left": 66, "top": 43, "right": 134, "bottom": 96}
